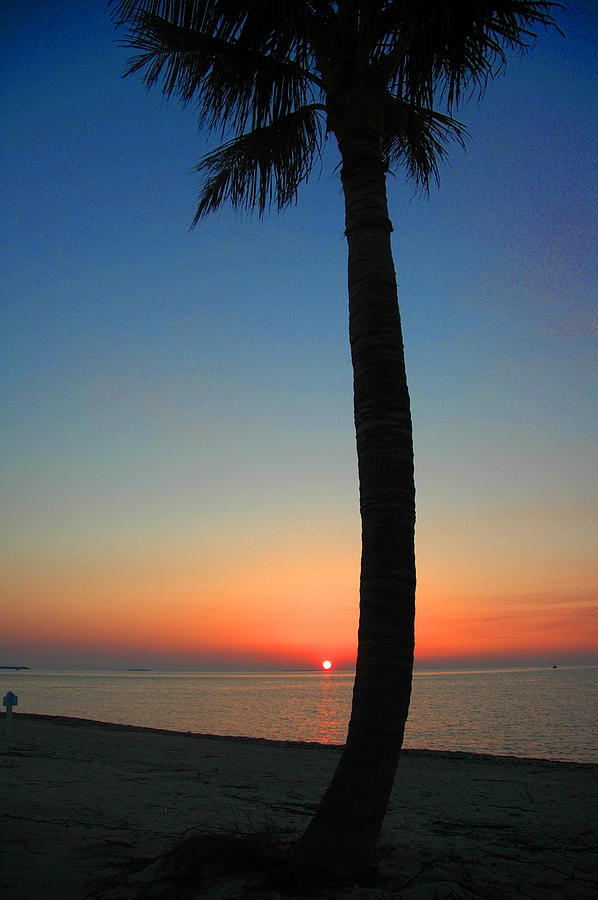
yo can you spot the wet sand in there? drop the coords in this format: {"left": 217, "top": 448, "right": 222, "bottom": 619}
{"left": 1, "top": 713, "right": 597, "bottom": 898}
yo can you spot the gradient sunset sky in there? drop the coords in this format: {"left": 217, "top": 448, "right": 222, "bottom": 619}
{"left": 2, "top": 2, "right": 597, "bottom": 670}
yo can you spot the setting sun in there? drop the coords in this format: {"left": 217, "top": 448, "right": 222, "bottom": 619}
{"left": 322, "top": 659, "right": 332, "bottom": 670}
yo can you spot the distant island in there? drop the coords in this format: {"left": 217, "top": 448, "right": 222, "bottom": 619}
{"left": 0, "top": 666, "right": 29, "bottom": 670}
{"left": 127, "top": 668, "right": 152, "bottom": 672}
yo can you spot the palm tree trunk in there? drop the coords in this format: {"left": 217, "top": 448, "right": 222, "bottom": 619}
{"left": 298, "top": 133, "right": 416, "bottom": 875}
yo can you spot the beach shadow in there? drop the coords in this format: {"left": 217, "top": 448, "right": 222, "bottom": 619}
{"left": 94, "top": 830, "right": 383, "bottom": 898}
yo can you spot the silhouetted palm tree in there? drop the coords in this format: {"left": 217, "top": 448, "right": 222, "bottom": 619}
{"left": 111, "top": 0, "right": 558, "bottom": 875}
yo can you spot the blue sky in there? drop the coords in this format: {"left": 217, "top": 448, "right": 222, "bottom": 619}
{"left": 1, "top": 2, "right": 597, "bottom": 669}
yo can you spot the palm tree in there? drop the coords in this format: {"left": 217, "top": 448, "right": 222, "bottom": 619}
{"left": 110, "top": 0, "right": 558, "bottom": 876}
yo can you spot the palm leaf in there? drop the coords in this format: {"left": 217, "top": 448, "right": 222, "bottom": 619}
{"left": 192, "top": 104, "right": 324, "bottom": 221}
{"left": 119, "top": 9, "right": 325, "bottom": 135}
{"left": 382, "top": 0, "right": 561, "bottom": 108}
{"left": 382, "top": 95, "right": 467, "bottom": 189}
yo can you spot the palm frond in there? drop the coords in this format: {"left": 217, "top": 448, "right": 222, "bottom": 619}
{"left": 384, "top": 0, "right": 562, "bottom": 108}
{"left": 382, "top": 95, "right": 467, "bottom": 190}
{"left": 121, "top": 16, "right": 228, "bottom": 98}
{"left": 119, "top": 6, "right": 327, "bottom": 136}
{"left": 111, "top": 1, "right": 222, "bottom": 29}
{"left": 192, "top": 104, "right": 324, "bottom": 221}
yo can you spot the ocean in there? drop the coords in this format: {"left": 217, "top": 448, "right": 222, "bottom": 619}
{"left": 2, "top": 666, "right": 596, "bottom": 763}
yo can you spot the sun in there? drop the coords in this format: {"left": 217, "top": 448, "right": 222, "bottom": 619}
{"left": 322, "top": 659, "right": 332, "bottom": 671}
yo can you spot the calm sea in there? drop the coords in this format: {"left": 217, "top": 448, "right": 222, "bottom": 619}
{"left": 2, "top": 666, "right": 596, "bottom": 763}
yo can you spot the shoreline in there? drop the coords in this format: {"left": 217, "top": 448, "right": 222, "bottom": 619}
{"left": 2, "top": 713, "right": 597, "bottom": 898}
{"left": 15, "top": 711, "right": 597, "bottom": 768}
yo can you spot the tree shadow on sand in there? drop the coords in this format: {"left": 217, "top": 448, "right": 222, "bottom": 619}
{"left": 97, "top": 830, "right": 383, "bottom": 899}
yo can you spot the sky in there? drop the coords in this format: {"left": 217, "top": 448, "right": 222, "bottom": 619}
{"left": 1, "top": 2, "right": 597, "bottom": 671}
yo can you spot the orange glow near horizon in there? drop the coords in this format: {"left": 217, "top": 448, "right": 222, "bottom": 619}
{"left": 2, "top": 512, "right": 597, "bottom": 669}
{"left": 1, "top": 537, "right": 361, "bottom": 668}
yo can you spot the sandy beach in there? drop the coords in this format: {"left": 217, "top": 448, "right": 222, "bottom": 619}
{"left": 1, "top": 713, "right": 596, "bottom": 899}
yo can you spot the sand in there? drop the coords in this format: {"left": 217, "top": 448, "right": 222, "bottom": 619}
{"left": 1, "top": 713, "right": 597, "bottom": 899}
